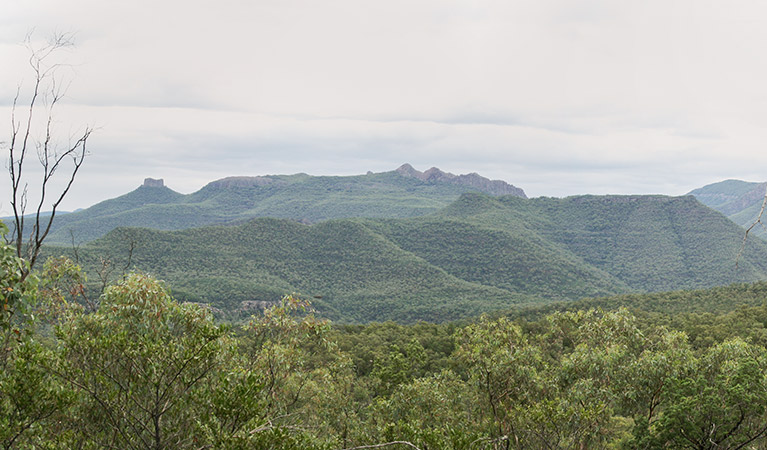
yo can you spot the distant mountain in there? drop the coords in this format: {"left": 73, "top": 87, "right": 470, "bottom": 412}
{"left": 41, "top": 165, "right": 526, "bottom": 244}
{"left": 394, "top": 163, "right": 526, "bottom": 196}
{"left": 688, "top": 180, "right": 767, "bottom": 237}
{"left": 47, "top": 193, "right": 767, "bottom": 323}
{"left": 1, "top": 210, "right": 74, "bottom": 221}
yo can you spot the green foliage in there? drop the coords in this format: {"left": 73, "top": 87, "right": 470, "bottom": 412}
{"left": 54, "top": 273, "right": 230, "bottom": 449}
{"left": 43, "top": 193, "right": 767, "bottom": 323}
{"left": 15, "top": 195, "right": 767, "bottom": 450}
{"left": 0, "top": 339, "right": 71, "bottom": 450}
{"left": 7, "top": 241, "right": 767, "bottom": 449}
{"left": 457, "top": 311, "right": 655, "bottom": 449}
{"left": 367, "top": 216, "right": 627, "bottom": 300}
{"left": 639, "top": 339, "right": 767, "bottom": 449}
{"left": 241, "top": 295, "right": 334, "bottom": 420}
{"left": 501, "top": 281, "right": 767, "bottom": 323}
{"left": 0, "top": 221, "right": 71, "bottom": 450}
{"left": 0, "top": 221, "right": 37, "bottom": 332}
{"left": 520, "top": 194, "right": 767, "bottom": 291}
{"left": 365, "top": 370, "right": 481, "bottom": 450}
{"left": 48, "top": 217, "right": 528, "bottom": 323}
{"left": 46, "top": 276, "right": 344, "bottom": 449}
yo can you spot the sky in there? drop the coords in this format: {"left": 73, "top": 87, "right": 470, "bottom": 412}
{"left": 2, "top": 0, "right": 767, "bottom": 214}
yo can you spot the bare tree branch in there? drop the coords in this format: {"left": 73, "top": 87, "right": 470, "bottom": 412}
{"left": 5, "top": 32, "right": 90, "bottom": 279}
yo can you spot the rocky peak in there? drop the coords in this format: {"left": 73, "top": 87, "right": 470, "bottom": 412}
{"left": 395, "top": 163, "right": 421, "bottom": 178}
{"left": 396, "top": 164, "right": 448, "bottom": 182}
{"left": 422, "top": 167, "right": 448, "bottom": 181}
{"left": 394, "top": 164, "right": 526, "bottom": 198}
{"left": 143, "top": 178, "right": 164, "bottom": 188}
{"left": 718, "top": 182, "right": 767, "bottom": 216}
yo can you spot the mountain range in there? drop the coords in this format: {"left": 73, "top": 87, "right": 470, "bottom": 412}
{"left": 42, "top": 164, "right": 526, "bottom": 244}
{"left": 46, "top": 192, "right": 767, "bottom": 323}
{"left": 13, "top": 166, "right": 767, "bottom": 323}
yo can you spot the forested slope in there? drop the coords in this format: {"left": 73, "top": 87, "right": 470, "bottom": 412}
{"left": 10, "top": 254, "right": 767, "bottom": 449}
{"left": 69, "top": 219, "right": 533, "bottom": 323}
{"left": 44, "top": 193, "right": 767, "bottom": 323}
{"left": 427, "top": 193, "right": 767, "bottom": 292}
{"left": 689, "top": 179, "right": 767, "bottom": 237}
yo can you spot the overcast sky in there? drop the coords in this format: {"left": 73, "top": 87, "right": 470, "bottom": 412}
{"left": 2, "top": 0, "right": 767, "bottom": 213}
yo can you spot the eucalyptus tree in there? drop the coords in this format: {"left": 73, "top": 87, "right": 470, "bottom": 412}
{"left": 0, "top": 222, "right": 69, "bottom": 449}
{"left": 640, "top": 338, "right": 767, "bottom": 449}
{"left": 54, "top": 274, "right": 230, "bottom": 449}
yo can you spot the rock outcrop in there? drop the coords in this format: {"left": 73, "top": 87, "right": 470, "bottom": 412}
{"left": 238, "top": 300, "right": 277, "bottom": 313}
{"left": 717, "top": 182, "right": 767, "bottom": 216}
{"left": 395, "top": 163, "right": 526, "bottom": 198}
{"left": 143, "top": 178, "right": 164, "bottom": 188}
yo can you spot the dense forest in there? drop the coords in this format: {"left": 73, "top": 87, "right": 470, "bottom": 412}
{"left": 6, "top": 220, "right": 767, "bottom": 449}
{"left": 41, "top": 192, "right": 767, "bottom": 323}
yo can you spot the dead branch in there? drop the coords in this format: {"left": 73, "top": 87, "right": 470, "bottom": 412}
{"left": 5, "top": 32, "right": 90, "bottom": 279}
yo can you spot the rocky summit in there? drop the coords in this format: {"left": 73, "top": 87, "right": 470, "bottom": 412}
{"left": 395, "top": 163, "right": 527, "bottom": 197}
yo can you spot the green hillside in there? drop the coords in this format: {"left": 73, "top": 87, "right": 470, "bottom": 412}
{"left": 689, "top": 179, "right": 767, "bottom": 237}
{"left": 43, "top": 165, "right": 526, "bottom": 244}
{"left": 503, "top": 281, "right": 767, "bottom": 322}
{"left": 436, "top": 193, "right": 767, "bottom": 291}
{"left": 533, "top": 195, "right": 761, "bottom": 291}
{"left": 43, "top": 193, "right": 767, "bottom": 323}
{"left": 364, "top": 216, "right": 626, "bottom": 300}
{"left": 60, "top": 219, "right": 534, "bottom": 323}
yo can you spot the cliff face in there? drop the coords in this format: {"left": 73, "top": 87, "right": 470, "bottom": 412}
{"left": 143, "top": 178, "right": 165, "bottom": 188}
{"left": 717, "top": 183, "right": 767, "bottom": 216}
{"left": 395, "top": 163, "right": 526, "bottom": 197}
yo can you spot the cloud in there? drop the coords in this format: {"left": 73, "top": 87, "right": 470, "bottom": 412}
{"left": 2, "top": 0, "right": 767, "bottom": 214}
